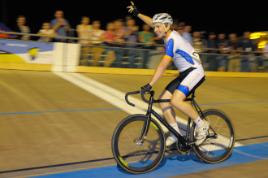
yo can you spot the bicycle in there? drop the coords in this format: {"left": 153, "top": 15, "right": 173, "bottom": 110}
{"left": 111, "top": 90, "right": 235, "bottom": 174}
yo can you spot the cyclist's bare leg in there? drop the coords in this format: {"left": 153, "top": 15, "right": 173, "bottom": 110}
{"left": 171, "top": 90, "right": 209, "bottom": 144}
{"left": 159, "top": 90, "right": 176, "bottom": 124}
{"left": 171, "top": 90, "right": 199, "bottom": 120}
{"left": 159, "top": 90, "right": 182, "bottom": 146}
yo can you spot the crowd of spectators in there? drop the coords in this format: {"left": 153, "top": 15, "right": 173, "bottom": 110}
{"left": 1, "top": 10, "right": 268, "bottom": 71}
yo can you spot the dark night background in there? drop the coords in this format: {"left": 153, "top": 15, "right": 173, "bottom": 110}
{"left": 0, "top": 0, "right": 267, "bottom": 36}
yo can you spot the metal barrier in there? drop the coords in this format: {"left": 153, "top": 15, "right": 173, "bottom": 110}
{"left": 80, "top": 45, "right": 268, "bottom": 72}
{"left": 1, "top": 31, "right": 268, "bottom": 72}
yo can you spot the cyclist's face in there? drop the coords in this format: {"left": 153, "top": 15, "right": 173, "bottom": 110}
{"left": 153, "top": 23, "right": 166, "bottom": 38}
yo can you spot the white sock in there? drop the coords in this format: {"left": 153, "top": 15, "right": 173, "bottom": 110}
{"left": 194, "top": 116, "right": 204, "bottom": 127}
{"left": 170, "top": 122, "right": 181, "bottom": 135}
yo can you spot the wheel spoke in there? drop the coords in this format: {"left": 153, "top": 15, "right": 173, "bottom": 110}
{"left": 112, "top": 115, "right": 165, "bottom": 173}
{"left": 193, "top": 110, "right": 235, "bottom": 163}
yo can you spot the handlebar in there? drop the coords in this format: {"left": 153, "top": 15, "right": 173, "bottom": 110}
{"left": 125, "top": 90, "right": 140, "bottom": 106}
{"left": 125, "top": 90, "right": 171, "bottom": 107}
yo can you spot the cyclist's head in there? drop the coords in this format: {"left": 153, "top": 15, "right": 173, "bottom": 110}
{"left": 152, "top": 13, "right": 173, "bottom": 25}
{"left": 152, "top": 13, "right": 173, "bottom": 38}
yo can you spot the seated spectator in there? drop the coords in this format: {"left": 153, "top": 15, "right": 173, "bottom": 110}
{"left": 38, "top": 22, "right": 55, "bottom": 42}
{"left": 14, "top": 15, "right": 31, "bottom": 40}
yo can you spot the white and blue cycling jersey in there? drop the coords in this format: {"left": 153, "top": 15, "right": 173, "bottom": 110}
{"left": 164, "top": 30, "right": 205, "bottom": 96}
{"left": 165, "top": 30, "right": 203, "bottom": 72}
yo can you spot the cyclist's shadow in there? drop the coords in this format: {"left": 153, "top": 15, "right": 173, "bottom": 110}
{"left": 155, "top": 149, "right": 203, "bottom": 170}
{"left": 116, "top": 150, "right": 202, "bottom": 175}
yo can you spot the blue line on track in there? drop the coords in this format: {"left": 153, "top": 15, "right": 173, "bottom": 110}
{"left": 1, "top": 100, "right": 267, "bottom": 117}
{"left": 200, "top": 100, "right": 268, "bottom": 106}
{"left": 0, "top": 108, "right": 121, "bottom": 116}
{"left": 32, "top": 142, "right": 268, "bottom": 178}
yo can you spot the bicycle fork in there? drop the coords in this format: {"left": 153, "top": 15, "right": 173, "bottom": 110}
{"left": 136, "top": 92, "right": 155, "bottom": 145}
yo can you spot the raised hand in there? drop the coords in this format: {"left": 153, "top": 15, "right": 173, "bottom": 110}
{"left": 126, "top": 1, "right": 140, "bottom": 16}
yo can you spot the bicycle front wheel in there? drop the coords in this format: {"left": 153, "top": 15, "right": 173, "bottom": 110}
{"left": 192, "top": 109, "right": 235, "bottom": 163}
{"left": 112, "top": 114, "right": 165, "bottom": 174}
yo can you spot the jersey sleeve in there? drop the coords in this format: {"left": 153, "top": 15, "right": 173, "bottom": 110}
{"left": 165, "top": 39, "right": 174, "bottom": 58}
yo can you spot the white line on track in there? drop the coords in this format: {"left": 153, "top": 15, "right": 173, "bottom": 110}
{"left": 54, "top": 72, "right": 242, "bottom": 148}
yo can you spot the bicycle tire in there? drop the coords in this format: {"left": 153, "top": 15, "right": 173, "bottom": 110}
{"left": 192, "top": 109, "right": 235, "bottom": 163}
{"left": 111, "top": 114, "right": 165, "bottom": 174}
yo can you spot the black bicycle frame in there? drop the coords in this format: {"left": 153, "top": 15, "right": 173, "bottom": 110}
{"left": 139, "top": 91, "right": 188, "bottom": 148}
{"left": 126, "top": 90, "right": 204, "bottom": 149}
{"left": 187, "top": 92, "right": 205, "bottom": 119}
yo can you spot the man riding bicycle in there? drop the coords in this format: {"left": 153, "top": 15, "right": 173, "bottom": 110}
{"left": 127, "top": 1, "right": 209, "bottom": 146}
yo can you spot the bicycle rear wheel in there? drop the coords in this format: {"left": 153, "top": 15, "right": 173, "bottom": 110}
{"left": 112, "top": 114, "right": 165, "bottom": 174}
{"left": 192, "top": 109, "right": 235, "bottom": 163}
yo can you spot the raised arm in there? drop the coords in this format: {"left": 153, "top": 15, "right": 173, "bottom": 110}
{"left": 127, "top": 1, "right": 153, "bottom": 27}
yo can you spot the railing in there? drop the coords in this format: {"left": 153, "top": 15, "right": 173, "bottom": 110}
{"left": 1, "top": 31, "right": 268, "bottom": 72}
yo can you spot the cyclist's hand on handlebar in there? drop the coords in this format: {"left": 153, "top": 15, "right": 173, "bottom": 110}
{"left": 127, "top": 1, "right": 140, "bottom": 16}
{"left": 140, "top": 83, "right": 152, "bottom": 95}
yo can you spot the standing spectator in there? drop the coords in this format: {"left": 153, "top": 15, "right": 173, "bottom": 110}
{"left": 216, "top": 33, "right": 228, "bottom": 48}
{"left": 228, "top": 47, "right": 240, "bottom": 72}
{"left": 227, "top": 33, "right": 240, "bottom": 71}
{"left": 38, "top": 22, "right": 55, "bottom": 42}
{"left": 182, "top": 25, "right": 192, "bottom": 45}
{"left": 216, "top": 44, "right": 229, "bottom": 71}
{"left": 147, "top": 35, "right": 165, "bottom": 69}
{"left": 102, "top": 22, "right": 116, "bottom": 67}
{"left": 262, "top": 40, "right": 268, "bottom": 71}
{"left": 216, "top": 33, "right": 229, "bottom": 71}
{"left": 255, "top": 47, "right": 265, "bottom": 71}
{"left": 264, "top": 39, "right": 268, "bottom": 59}
{"left": 90, "top": 20, "right": 104, "bottom": 66}
{"left": 76, "top": 16, "right": 92, "bottom": 65}
{"left": 112, "top": 19, "right": 126, "bottom": 67}
{"left": 206, "top": 32, "right": 218, "bottom": 71}
{"left": 139, "top": 24, "right": 154, "bottom": 68}
{"left": 228, "top": 33, "right": 238, "bottom": 49}
{"left": 124, "top": 17, "right": 139, "bottom": 68}
{"left": 14, "top": 15, "right": 31, "bottom": 40}
{"left": 76, "top": 16, "right": 92, "bottom": 45}
{"left": 238, "top": 31, "right": 257, "bottom": 71}
{"left": 173, "top": 20, "right": 185, "bottom": 35}
{"left": 192, "top": 31, "right": 205, "bottom": 53}
{"left": 51, "top": 10, "right": 71, "bottom": 42}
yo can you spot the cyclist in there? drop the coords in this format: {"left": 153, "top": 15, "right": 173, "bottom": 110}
{"left": 127, "top": 1, "right": 209, "bottom": 146}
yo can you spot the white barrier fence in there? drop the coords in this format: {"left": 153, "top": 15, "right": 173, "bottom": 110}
{"left": 0, "top": 38, "right": 81, "bottom": 72}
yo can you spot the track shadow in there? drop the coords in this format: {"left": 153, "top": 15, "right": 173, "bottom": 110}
{"left": 115, "top": 148, "right": 203, "bottom": 175}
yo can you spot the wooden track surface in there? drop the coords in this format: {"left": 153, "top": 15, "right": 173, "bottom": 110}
{"left": 0, "top": 70, "right": 267, "bottom": 177}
